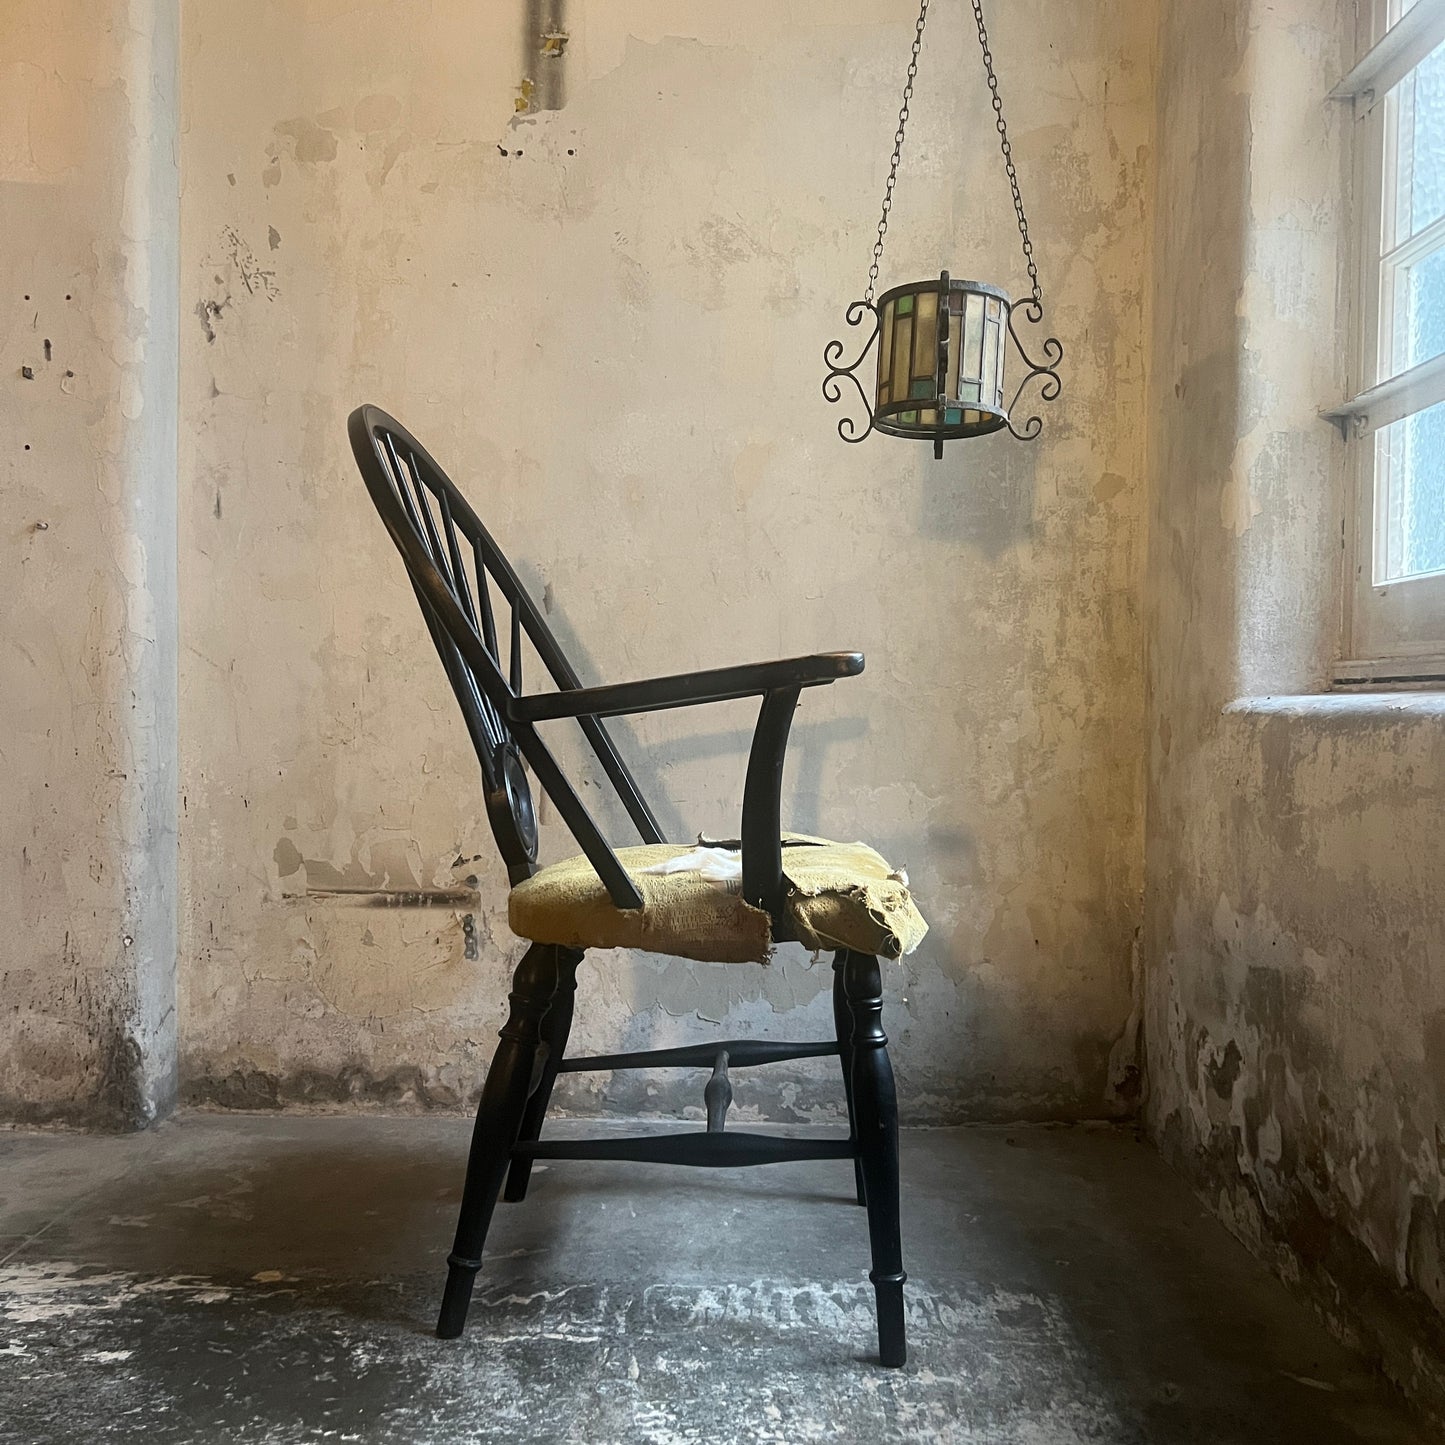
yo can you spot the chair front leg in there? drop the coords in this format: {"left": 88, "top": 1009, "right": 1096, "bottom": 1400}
{"left": 842, "top": 948, "right": 907, "bottom": 1368}
{"left": 504, "top": 947, "right": 583, "bottom": 1203}
{"left": 831, "top": 954, "right": 867, "bottom": 1206}
{"left": 437, "top": 942, "right": 562, "bottom": 1339}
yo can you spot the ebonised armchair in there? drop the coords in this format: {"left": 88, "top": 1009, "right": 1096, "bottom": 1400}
{"left": 347, "top": 405, "right": 927, "bottom": 1367}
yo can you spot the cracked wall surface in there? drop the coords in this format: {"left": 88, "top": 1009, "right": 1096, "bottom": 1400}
{"left": 1144, "top": 0, "right": 1445, "bottom": 1422}
{"left": 176, "top": 0, "right": 1152, "bottom": 1122}
{"left": 0, "top": 0, "right": 180, "bottom": 1127}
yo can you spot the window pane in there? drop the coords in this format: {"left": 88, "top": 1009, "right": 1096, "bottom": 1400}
{"left": 1376, "top": 398, "right": 1445, "bottom": 581}
{"left": 1393, "top": 39, "right": 1445, "bottom": 242}
{"left": 1390, "top": 243, "right": 1445, "bottom": 371}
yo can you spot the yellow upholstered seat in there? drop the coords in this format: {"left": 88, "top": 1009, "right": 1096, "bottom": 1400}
{"left": 508, "top": 834, "right": 927, "bottom": 965}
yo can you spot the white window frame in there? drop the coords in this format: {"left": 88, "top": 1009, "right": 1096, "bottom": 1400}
{"left": 1326, "top": 0, "right": 1445, "bottom": 683}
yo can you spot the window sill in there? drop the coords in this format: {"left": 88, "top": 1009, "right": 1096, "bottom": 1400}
{"left": 1225, "top": 691, "right": 1445, "bottom": 721}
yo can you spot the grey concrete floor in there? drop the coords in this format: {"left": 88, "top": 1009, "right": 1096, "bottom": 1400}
{"left": 0, "top": 1114, "right": 1430, "bottom": 1444}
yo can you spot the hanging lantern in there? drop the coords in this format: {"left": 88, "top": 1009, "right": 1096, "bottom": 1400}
{"left": 823, "top": 0, "right": 1063, "bottom": 459}
{"left": 873, "top": 274, "right": 1010, "bottom": 442}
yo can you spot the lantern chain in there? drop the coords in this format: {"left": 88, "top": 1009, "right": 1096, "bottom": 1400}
{"left": 866, "top": 0, "right": 1042, "bottom": 309}
{"left": 865, "top": 0, "right": 930, "bottom": 306}
{"left": 972, "top": 0, "right": 1042, "bottom": 307}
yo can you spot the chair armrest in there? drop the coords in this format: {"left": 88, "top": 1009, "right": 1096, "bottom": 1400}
{"left": 507, "top": 652, "right": 864, "bottom": 723}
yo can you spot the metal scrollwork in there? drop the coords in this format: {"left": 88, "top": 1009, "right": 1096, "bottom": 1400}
{"left": 1004, "top": 298, "right": 1063, "bottom": 442}
{"left": 822, "top": 300, "right": 880, "bottom": 444}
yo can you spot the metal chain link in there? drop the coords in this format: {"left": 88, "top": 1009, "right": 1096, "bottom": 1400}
{"left": 865, "top": 0, "right": 1043, "bottom": 309}
{"left": 972, "top": 0, "right": 1041, "bottom": 306}
{"left": 866, "top": 0, "right": 930, "bottom": 305}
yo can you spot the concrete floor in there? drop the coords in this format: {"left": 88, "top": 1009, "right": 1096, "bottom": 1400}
{"left": 0, "top": 1115, "right": 1430, "bottom": 1444}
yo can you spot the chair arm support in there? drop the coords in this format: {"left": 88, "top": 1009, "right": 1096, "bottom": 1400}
{"left": 508, "top": 652, "right": 864, "bottom": 723}
{"left": 740, "top": 686, "right": 802, "bottom": 918}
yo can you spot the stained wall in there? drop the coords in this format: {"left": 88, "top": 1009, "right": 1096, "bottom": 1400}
{"left": 176, "top": 0, "right": 1152, "bottom": 1121}
{"left": 0, "top": 0, "right": 180, "bottom": 1127}
{"left": 1144, "top": 0, "right": 1445, "bottom": 1417}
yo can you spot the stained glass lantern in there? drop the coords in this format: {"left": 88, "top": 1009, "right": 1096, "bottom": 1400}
{"left": 873, "top": 274, "right": 1011, "bottom": 450}
{"left": 822, "top": 0, "right": 1063, "bottom": 459}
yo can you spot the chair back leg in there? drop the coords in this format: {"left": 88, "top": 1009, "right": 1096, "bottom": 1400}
{"left": 505, "top": 948, "right": 583, "bottom": 1203}
{"left": 437, "top": 942, "right": 563, "bottom": 1339}
{"left": 831, "top": 954, "right": 868, "bottom": 1206}
{"left": 842, "top": 948, "right": 908, "bottom": 1368}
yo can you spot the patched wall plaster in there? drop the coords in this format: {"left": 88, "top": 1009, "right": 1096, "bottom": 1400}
{"left": 0, "top": 0, "right": 180, "bottom": 1127}
{"left": 1144, "top": 0, "right": 1445, "bottom": 1420}
{"left": 175, "top": 0, "right": 1152, "bottom": 1122}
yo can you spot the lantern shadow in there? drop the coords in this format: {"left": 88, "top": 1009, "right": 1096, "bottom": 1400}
{"left": 911, "top": 431, "right": 1039, "bottom": 559}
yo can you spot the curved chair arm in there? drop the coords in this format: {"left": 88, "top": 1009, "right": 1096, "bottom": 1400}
{"left": 508, "top": 652, "right": 863, "bottom": 724}
{"left": 510, "top": 650, "right": 864, "bottom": 925}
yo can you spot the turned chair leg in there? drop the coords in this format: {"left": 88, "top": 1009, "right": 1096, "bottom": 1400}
{"left": 832, "top": 954, "right": 867, "bottom": 1206}
{"left": 437, "top": 942, "right": 562, "bottom": 1340}
{"left": 842, "top": 948, "right": 907, "bottom": 1368}
{"left": 504, "top": 947, "right": 582, "bottom": 1203}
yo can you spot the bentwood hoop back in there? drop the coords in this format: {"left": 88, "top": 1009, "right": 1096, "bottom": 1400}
{"left": 348, "top": 404, "right": 913, "bottom": 1367}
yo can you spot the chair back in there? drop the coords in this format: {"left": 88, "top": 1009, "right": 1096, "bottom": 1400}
{"left": 347, "top": 405, "right": 661, "bottom": 907}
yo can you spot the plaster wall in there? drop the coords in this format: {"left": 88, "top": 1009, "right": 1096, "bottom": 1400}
{"left": 1144, "top": 0, "right": 1445, "bottom": 1417}
{"left": 0, "top": 1, "right": 180, "bottom": 1127}
{"left": 176, "top": 0, "right": 1152, "bottom": 1121}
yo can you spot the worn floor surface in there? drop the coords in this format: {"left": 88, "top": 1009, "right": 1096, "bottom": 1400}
{"left": 0, "top": 1114, "right": 1430, "bottom": 1444}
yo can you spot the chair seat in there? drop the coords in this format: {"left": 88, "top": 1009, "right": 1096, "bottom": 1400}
{"left": 508, "top": 834, "right": 928, "bottom": 964}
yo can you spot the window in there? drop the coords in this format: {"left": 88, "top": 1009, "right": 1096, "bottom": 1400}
{"left": 1330, "top": 0, "right": 1445, "bottom": 681}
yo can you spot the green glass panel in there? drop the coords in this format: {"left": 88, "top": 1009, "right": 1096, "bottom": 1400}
{"left": 909, "top": 378, "right": 932, "bottom": 399}
{"left": 896, "top": 293, "right": 914, "bottom": 316}
{"left": 945, "top": 407, "right": 963, "bottom": 425}
{"left": 900, "top": 409, "right": 917, "bottom": 424}
{"left": 877, "top": 301, "right": 894, "bottom": 385}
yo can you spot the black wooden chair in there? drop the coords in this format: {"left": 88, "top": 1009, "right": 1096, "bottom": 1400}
{"left": 347, "top": 405, "right": 927, "bottom": 1367}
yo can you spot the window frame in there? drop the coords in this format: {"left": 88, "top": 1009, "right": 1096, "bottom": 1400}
{"left": 1331, "top": 0, "right": 1445, "bottom": 683}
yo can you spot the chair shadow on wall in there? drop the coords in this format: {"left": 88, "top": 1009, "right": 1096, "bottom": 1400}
{"left": 508, "top": 554, "right": 870, "bottom": 844}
